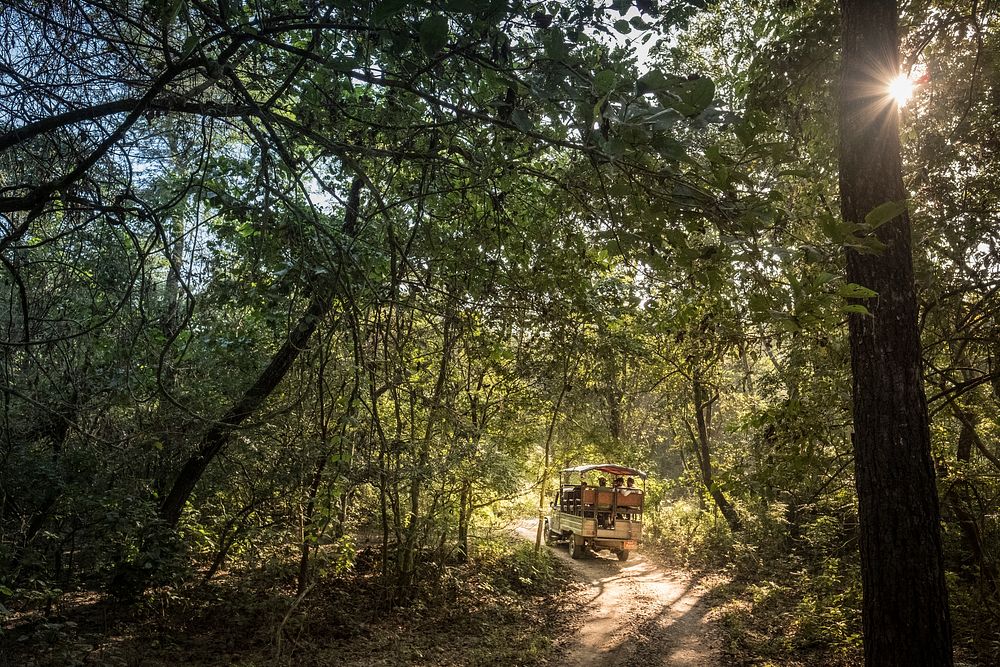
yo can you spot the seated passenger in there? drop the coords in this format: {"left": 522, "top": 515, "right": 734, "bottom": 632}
{"left": 621, "top": 477, "right": 639, "bottom": 496}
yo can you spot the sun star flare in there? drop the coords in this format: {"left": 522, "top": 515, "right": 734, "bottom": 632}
{"left": 889, "top": 74, "right": 914, "bottom": 107}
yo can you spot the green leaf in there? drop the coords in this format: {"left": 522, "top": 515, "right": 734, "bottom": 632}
{"left": 511, "top": 109, "right": 533, "bottom": 132}
{"left": 639, "top": 70, "right": 689, "bottom": 97}
{"left": 613, "top": 19, "right": 631, "bottom": 33}
{"left": 592, "top": 94, "right": 607, "bottom": 123}
{"left": 734, "top": 121, "right": 755, "bottom": 147}
{"left": 651, "top": 135, "right": 688, "bottom": 161}
{"left": 838, "top": 282, "right": 878, "bottom": 299}
{"left": 161, "top": 0, "right": 184, "bottom": 30}
{"left": 843, "top": 304, "right": 873, "bottom": 316}
{"left": 815, "top": 271, "right": 837, "bottom": 285}
{"left": 181, "top": 33, "right": 199, "bottom": 57}
{"left": 604, "top": 138, "right": 626, "bottom": 157}
{"left": 775, "top": 314, "right": 801, "bottom": 333}
{"left": 373, "top": 0, "right": 409, "bottom": 23}
{"left": 846, "top": 236, "right": 887, "bottom": 255}
{"left": 818, "top": 213, "right": 860, "bottom": 243}
{"left": 442, "top": 0, "right": 489, "bottom": 12}
{"left": 637, "top": 70, "right": 675, "bottom": 95}
{"left": 593, "top": 70, "right": 617, "bottom": 95}
{"left": 608, "top": 180, "right": 631, "bottom": 197}
{"left": 329, "top": 57, "right": 359, "bottom": 72}
{"left": 672, "top": 77, "right": 714, "bottom": 115}
{"left": 419, "top": 14, "right": 449, "bottom": 56}
{"left": 543, "top": 27, "right": 568, "bottom": 60}
{"left": 864, "top": 200, "right": 906, "bottom": 228}
{"left": 643, "top": 107, "right": 682, "bottom": 128}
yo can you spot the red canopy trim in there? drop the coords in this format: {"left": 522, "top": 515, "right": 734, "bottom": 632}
{"left": 559, "top": 463, "right": 647, "bottom": 480}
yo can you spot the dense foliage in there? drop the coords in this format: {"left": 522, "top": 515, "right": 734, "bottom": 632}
{"left": 2, "top": 0, "right": 998, "bottom": 663}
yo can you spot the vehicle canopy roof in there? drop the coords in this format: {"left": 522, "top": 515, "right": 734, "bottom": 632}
{"left": 560, "top": 463, "right": 647, "bottom": 480}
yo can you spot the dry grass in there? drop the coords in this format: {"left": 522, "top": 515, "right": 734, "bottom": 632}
{"left": 1, "top": 539, "right": 575, "bottom": 667}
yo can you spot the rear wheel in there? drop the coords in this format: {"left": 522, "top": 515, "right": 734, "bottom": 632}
{"left": 617, "top": 549, "right": 630, "bottom": 562}
{"left": 568, "top": 536, "right": 582, "bottom": 559}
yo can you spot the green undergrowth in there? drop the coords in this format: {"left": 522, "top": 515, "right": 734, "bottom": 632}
{"left": 647, "top": 499, "right": 864, "bottom": 666}
{"left": 2, "top": 536, "right": 573, "bottom": 667}
{"left": 707, "top": 554, "right": 863, "bottom": 667}
{"left": 647, "top": 498, "right": 997, "bottom": 665}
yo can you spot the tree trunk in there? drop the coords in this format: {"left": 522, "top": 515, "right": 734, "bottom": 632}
{"left": 297, "top": 454, "right": 328, "bottom": 596}
{"left": 535, "top": 356, "right": 572, "bottom": 553}
{"left": 398, "top": 308, "right": 457, "bottom": 593}
{"left": 946, "top": 406, "right": 999, "bottom": 597}
{"left": 298, "top": 351, "right": 346, "bottom": 595}
{"left": 838, "top": 1, "right": 953, "bottom": 663}
{"left": 691, "top": 374, "right": 740, "bottom": 533}
{"left": 456, "top": 479, "right": 471, "bottom": 562}
{"left": 159, "top": 291, "right": 332, "bottom": 526}
{"left": 8, "top": 407, "right": 75, "bottom": 574}
{"left": 159, "top": 176, "right": 364, "bottom": 527}
{"left": 161, "top": 208, "right": 185, "bottom": 340}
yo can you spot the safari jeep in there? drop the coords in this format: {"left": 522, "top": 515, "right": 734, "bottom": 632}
{"left": 544, "top": 463, "right": 645, "bottom": 561}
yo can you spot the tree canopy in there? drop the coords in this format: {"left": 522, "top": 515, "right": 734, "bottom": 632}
{"left": 2, "top": 0, "right": 1000, "bottom": 664}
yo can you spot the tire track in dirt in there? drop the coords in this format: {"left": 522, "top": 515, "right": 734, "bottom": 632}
{"left": 514, "top": 521, "right": 718, "bottom": 666}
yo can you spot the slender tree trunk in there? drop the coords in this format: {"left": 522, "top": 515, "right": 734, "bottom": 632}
{"left": 946, "top": 405, "right": 999, "bottom": 597}
{"left": 838, "top": 1, "right": 952, "bottom": 662}
{"left": 399, "top": 309, "right": 457, "bottom": 593}
{"left": 297, "top": 425, "right": 330, "bottom": 594}
{"left": 535, "top": 355, "right": 572, "bottom": 553}
{"left": 159, "top": 176, "right": 364, "bottom": 527}
{"left": 297, "top": 349, "right": 357, "bottom": 594}
{"left": 9, "top": 409, "right": 74, "bottom": 573}
{"left": 691, "top": 374, "right": 740, "bottom": 532}
{"left": 162, "top": 212, "right": 185, "bottom": 339}
{"left": 456, "top": 479, "right": 471, "bottom": 562}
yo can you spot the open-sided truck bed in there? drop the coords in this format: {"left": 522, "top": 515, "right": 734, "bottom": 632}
{"left": 544, "top": 463, "right": 646, "bottom": 561}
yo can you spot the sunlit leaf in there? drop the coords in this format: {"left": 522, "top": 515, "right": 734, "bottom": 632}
{"left": 838, "top": 283, "right": 878, "bottom": 299}
{"left": 864, "top": 200, "right": 907, "bottom": 229}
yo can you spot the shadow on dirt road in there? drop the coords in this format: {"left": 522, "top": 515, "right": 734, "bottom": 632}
{"left": 514, "top": 521, "right": 718, "bottom": 667}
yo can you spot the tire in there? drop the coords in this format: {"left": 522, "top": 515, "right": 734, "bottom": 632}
{"left": 617, "top": 549, "right": 630, "bottom": 562}
{"left": 543, "top": 520, "right": 554, "bottom": 545}
{"left": 569, "top": 536, "right": 582, "bottom": 559}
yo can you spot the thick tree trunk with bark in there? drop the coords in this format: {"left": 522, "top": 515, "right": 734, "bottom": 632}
{"left": 838, "top": 1, "right": 953, "bottom": 663}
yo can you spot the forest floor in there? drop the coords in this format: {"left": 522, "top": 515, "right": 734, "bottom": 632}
{"left": 514, "top": 520, "right": 720, "bottom": 666}
{"left": 1, "top": 532, "right": 568, "bottom": 667}
{"left": 2, "top": 530, "right": 724, "bottom": 667}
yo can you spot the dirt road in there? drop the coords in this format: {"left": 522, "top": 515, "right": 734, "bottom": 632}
{"left": 515, "top": 522, "right": 718, "bottom": 666}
